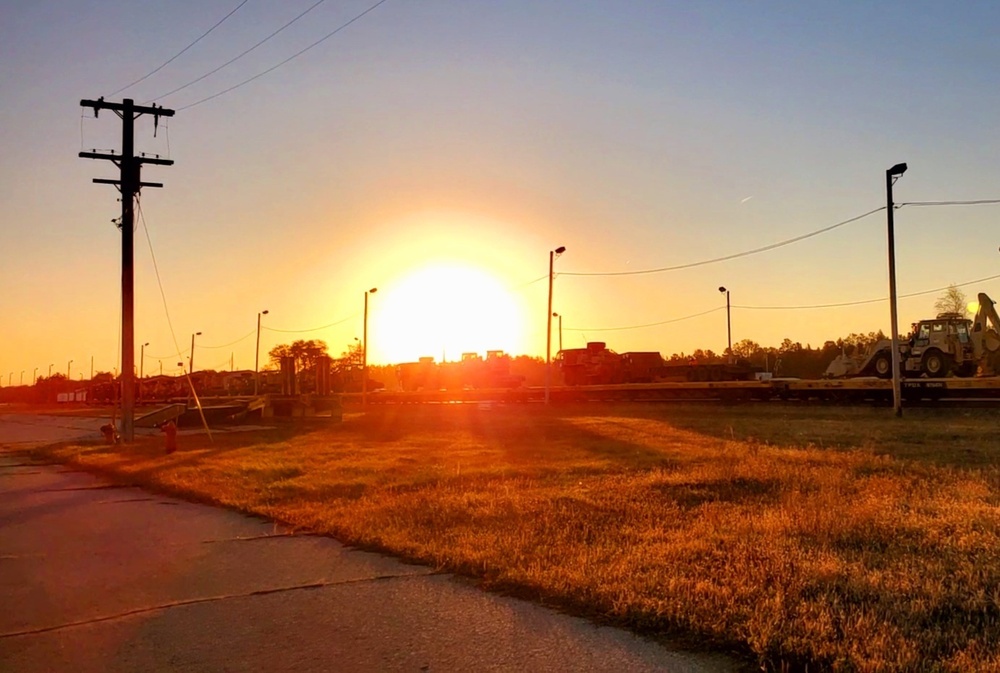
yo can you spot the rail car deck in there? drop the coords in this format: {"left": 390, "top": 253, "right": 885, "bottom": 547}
{"left": 345, "top": 376, "right": 1000, "bottom": 405}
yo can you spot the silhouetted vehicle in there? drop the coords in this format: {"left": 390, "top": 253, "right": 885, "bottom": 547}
{"left": 397, "top": 351, "right": 525, "bottom": 391}
{"left": 557, "top": 342, "right": 759, "bottom": 385}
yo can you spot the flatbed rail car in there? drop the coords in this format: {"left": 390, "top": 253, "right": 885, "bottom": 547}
{"left": 344, "top": 382, "right": 774, "bottom": 405}
{"left": 773, "top": 376, "right": 1000, "bottom": 402}
{"left": 345, "top": 376, "right": 1000, "bottom": 405}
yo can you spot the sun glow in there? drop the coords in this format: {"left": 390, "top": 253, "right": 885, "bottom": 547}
{"left": 370, "top": 263, "right": 528, "bottom": 364}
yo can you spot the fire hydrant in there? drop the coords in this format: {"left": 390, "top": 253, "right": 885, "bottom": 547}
{"left": 100, "top": 423, "right": 118, "bottom": 445}
{"left": 160, "top": 420, "right": 178, "bottom": 454}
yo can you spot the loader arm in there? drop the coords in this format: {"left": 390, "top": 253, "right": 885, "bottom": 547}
{"left": 972, "top": 293, "right": 1000, "bottom": 355}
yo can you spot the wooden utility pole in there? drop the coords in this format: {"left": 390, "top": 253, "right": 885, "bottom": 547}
{"left": 79, "top": 98, "right": 174, "bottom": 442}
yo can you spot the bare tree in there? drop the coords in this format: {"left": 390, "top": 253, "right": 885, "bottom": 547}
{"left": 934, "top": 285, "right": 967, "bottom": 316}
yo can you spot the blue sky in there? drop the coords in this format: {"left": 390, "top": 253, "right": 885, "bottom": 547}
{"left": 1, "top": 1, "right": 999, "bottom": 378}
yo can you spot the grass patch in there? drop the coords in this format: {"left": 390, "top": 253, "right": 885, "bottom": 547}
{"left": 21, "top": 403, "right": 1000, "bottom": 671}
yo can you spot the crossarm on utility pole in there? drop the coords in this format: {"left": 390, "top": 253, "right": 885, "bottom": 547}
{"left": 80, "top": 98, "right": 175, "bottom": 118}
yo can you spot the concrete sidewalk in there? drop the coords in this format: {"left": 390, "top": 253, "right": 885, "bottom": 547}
{"left": 0, "top": 433, "right": 741, "bottom": 672}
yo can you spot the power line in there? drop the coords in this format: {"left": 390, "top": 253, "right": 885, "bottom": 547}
{"left": 512, "top": 274, "right": 549, "bottom": 290}
{"left": 565, "top": 307, "right": 725, "bottom": 333}
{"left": 263, "top": 314, "right": 359, "bottom": 334}
{"left": 150, "top": 0, "right": 330, "bottom": 103}
{"left": 136, "top": 198, "right": 212, "bottom": 438}
{"left": 107, "top": 0, "right": 251, "bottom": 98}
{"left": 147, "top": 349, "right": 188, "bottom": 360}
{"left": 561, "top": 207, "right": 885, "bottom": 277}
{"left": 178, "top": 0, "right": 390, "bottom": 111}
{"left": 199, "top": 329, "right": 257, "bottom": 349}
{"left": 564, "top": 272, "right": 1000, "bottom": 333}
{"left": 137, "top": 198, "right": 185, "bottom": 360}
{"left": 900, "top": 199, "right": 1000, "bottom": 207}
{"left": 734, "top": 272, "right": 1000, "bottom": 310}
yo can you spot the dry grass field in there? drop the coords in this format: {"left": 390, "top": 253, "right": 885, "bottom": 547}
{"left": 26, "top": 403, "right": 1000, "bottom": 671}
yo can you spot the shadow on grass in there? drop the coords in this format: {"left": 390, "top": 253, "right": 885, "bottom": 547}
{"left": 354, "top": 405, "right": 683, "bottom": 476}
{"left": 652, "top": 476, "right": 784, "bottom": 509}
{"left": 552, "top": 402, "right": 1000, "bottom": 470}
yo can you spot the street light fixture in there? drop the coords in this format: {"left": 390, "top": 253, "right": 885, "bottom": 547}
{"left": 718, "top": 286, "right": 732, "bottom": 356}
{"left": 545, "top": 246, "right": 567, "bottom": 404}
{"left": 552, "top": 312, "right": 563, "bottom": 353}
{"left": 886, "top": 162, "right": 908, "bottom": 417}
{"left": 189, "top": 332, "right": 202, "bottom": 375}
{"left": 363, "top": 288, "right": 377, "bottom": 407}
{"left": 20, "top": 370, "right": 25, "bottom": 386}
{"left": 255, "top": 310, "right": 269, "bottom": 395}
{"left": 67, "top": 360, "right": 73, "bottom": 379}
{"left": 48, "top": 364, "right": 53, "bottom": 377}
{"left": 32, "top": 367, "right": 38, "bottom": 385}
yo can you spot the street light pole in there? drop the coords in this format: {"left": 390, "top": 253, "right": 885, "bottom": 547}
{"left": 886, "top": 162, "right": 908, "bottom": 418}
{"left": 552, "top": 312, "right": 563, "bottom": 352}
{"left": 255, "top": 310, "right": 269, "bottom": 395}
{"left": 189, "top": 332, "right": 202, "bottom": 375}
{"left": 67, "top": 360, "right": 73, "bottom": 379}
{"left": 33, "top": 368, "right": 38, "bottom": 385}
{"left": 20, "top": 370, "right": 25, "bottom": 386}
{"left": 363, "top": 288, "right": 377, "bottom": 408}
{"left": 48, "top": 364, "right": 53, "bottom": 377}
{"left": 139, "top": 342, "right": 149, "bottom": 403}
{"left": 545, "top": 246, "right": 566, "bottom": 405}
{"left": 718, "top": 286, "right": 731, "bottom": 356}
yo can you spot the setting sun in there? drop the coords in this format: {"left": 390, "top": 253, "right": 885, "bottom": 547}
{"left": 370, "top": 263, "right": 528, "bottom": 363}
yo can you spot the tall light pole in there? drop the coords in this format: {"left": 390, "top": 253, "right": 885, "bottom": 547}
{"left": 363, "top": 288, "right": 377, "bottom": 408}
{"left": 545, "top": 246, "right": 566, "bottom": 404}
{"left": 886, "top": 162, "right": 908, "bottom": 417}
{"left": 32, "top": 367, "right": 38, "bottom": 385}
{"left": 20, "top": 370, "right": 25, "bottom": 386}
{"left": 255, "top": 310, "right": 269, "bottom": 395}
{"left": 552, "top": 312, "right": 563, "bottom": 353}
{"left": 189, "top": 331, "right": 202, "bottom": 375}
{"left": 139, "top": 342, "right": 149, "bottom": 403}
{"left": 48, "top": 364, "right": 53, "bottom": 377}
{"left": 718, "top": 286, "right": 732, "bottom": 356}
{"left": 67, "top": 360, "right": 73, "bottom": 379}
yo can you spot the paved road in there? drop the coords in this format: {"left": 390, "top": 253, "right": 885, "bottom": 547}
{"left": 0, "top": 413, "right": 111, "bottom": 447}
{"left": 0, "top": 417, "right": 741, "bottom": 672}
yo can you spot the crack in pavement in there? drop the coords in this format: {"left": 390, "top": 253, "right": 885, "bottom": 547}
{"left": 36, "top": 484, "right": 137, "bottom": 493}
{"left": 0, "top": 534, "right": 322, "bottom": 559}
{"left": 200, "top": 532, "right": 323, "bottom": 544}
{"left": 0, "top": 570, "right": 441, "bottom": 639}
{"left": 95, "top": 497, "right": 157, "bottom": 504}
